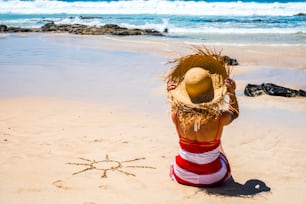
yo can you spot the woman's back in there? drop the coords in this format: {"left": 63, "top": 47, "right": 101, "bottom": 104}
{"left": 172, "top": 112, "right": 223, "bottom": 143}
{"left": 172, "top": 109, "right": 236, "bottom": 144}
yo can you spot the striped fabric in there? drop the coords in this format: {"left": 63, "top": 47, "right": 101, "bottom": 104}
{"left": 170, "top": 142, "right": 231, "bottom": 187}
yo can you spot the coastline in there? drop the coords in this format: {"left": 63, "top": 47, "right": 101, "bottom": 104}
{"left": 41, "top": 33, "right": 306, "bottom": 70}
{"left": 0, "top": 33, "right": 305, "bottom": 204}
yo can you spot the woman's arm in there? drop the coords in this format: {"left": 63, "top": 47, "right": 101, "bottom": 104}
{"left": 221, "top": 78, "right": 239, "bottom": 126}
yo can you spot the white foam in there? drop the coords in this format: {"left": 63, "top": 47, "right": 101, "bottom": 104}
{"left": 167, "top": 27, "right": 306, "bottom": 34}
{"left": 0, "top": 0, "right": 305, "bottom": 16}
{"left": 2, "top": 16, "right": 304, "bottom": 35}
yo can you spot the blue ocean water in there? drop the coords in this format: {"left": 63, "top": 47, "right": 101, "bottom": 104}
{"left": 0, "top": 0, "right": 306, "bottom": 44}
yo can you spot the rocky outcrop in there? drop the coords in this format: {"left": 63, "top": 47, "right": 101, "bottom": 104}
{"left": 221, "top": 55, "right": 239, "bottom": 66}
{"left": 294, "top": 13, "right": 306, "bottom": 16}
{"left": 0, "top": 24, "right": 37, "bottom": 32}
{"left": 0, "top": 22, "right": 163, "bottom": 36}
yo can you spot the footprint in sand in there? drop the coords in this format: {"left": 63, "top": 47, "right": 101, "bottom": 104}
{"left": 52, "top": 180, "right": 72, "bottom": 190}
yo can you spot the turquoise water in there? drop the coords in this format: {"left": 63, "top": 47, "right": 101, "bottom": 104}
{"left": 1, "top": 0, "right": 306, "bottom": 44}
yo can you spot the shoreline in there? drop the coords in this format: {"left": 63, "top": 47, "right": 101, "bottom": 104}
{"left": 41, "top": 33, "right": 306, "bottom": 70}
{"left": 1, "top": 33, "right": 305, "bottom": 106}
{"left": 1, "top": 33, "right": 305, "bottom": 103}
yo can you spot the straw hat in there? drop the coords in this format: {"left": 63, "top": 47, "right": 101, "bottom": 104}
{"left": 167, "top": 48, "right": 229, "bottom": 110}
{"left": 170, "top": 67, "right": 227, "bottom": 106}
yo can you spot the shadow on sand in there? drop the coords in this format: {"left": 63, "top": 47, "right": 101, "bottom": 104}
{"left": 202, "top": 177, "right": 271, "bottom": 197}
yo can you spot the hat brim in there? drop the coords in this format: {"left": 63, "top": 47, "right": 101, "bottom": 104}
{"left": 166, "top": 47, "right": 230, "bottom": 110}
{"left": 167, "top": 54, "right": 229, "bottom": 84}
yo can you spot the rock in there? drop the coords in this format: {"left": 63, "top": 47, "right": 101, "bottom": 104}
{"left": 5, "top": 26, "right": 33, "bottom": 32}
{"left": 222, "top": 55, "right": 239, "bottom": 66}
{"left": 0, "top": 24, "right": 8, "bottom": 32}
{"left": 19, "top": 22, "right": 164, "bottom": 36}
{"left": 294, "top": 13, "right": 306, "bottom": 16}
{"left": 103, "top": 24, "right": 122, "bottom": 29}
{"left": 41, "top": 22, "right": 58, "bottom": 32}
{"left": 31, "top": 28, "right": 41, "bottom": 32}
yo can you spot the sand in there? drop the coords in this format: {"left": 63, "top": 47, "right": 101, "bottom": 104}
{"left": 0, "top": 34, "right": 305, "bottom": 204}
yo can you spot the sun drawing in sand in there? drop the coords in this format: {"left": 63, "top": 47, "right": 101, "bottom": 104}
{"left": 67, "top": 154, "right": 155, "bottom": 178}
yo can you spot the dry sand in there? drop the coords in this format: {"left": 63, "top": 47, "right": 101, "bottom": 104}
{"left": 0, "top": 34, "right": 305, "bottom": 204}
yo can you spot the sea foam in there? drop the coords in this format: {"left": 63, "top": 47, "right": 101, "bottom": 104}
{"left": 0, "top": 0, "right": 305, "bottom": 16}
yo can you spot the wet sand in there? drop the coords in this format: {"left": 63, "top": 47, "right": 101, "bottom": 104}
{"left": 0, "top": 33, "right": 305, "bottom": 204}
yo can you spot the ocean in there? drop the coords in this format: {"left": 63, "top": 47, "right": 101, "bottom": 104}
{"left": 0, "top": 0, "right": 306, "bottom": 44}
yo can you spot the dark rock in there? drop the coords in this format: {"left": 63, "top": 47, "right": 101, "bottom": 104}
{"left": 19, "top": 28, "right": 33, "bottom": 32}
{"left": 116, "top": 30, "right": 132, "bottom": 36}
{"left": 222, "top": 55, "right": 239, "bottom": 66}
{"left": 0, "top": 23, "right": 163, "bottom": 37}
{"left": 31, "top": 28, "right": 42, "bottom": 32}
{"left": 245, "top": 83, "right": 306, "bottom": 97}
{"left": 103, "top": 24, "right": 121, "bottom": 29}
{"left": 294, "top": 13, "right": 306, "bottom": 16}
{"left": 0, "top": 24, "right": 8, "bottom": 32}
{"left": 5, "top": 26, "right": 33, "bottom": 32}
{"left": 298, "top": 89, "right": 306, "bottom": 96}
{"left": 41, "top": 22, "right": 58, "bottom": 32}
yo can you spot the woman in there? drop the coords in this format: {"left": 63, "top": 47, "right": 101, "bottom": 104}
{"left": 166, "top": 48, "right": 239, "bottom": 187}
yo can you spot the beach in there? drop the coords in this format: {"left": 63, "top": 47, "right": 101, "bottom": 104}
{"left": 0, "top": 33, "right": 306, "bottom": 204}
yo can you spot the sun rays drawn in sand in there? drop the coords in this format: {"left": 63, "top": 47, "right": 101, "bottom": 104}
{"left": 67, "top": 154, "right": 156, "bottom": 178}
